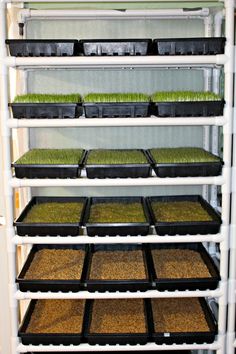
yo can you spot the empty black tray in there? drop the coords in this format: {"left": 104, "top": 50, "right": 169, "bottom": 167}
{"left": 152, "top": 100, "right": 224, "bottom": 117}
{"left": 153, "top": 37, "right": 226, "bottom": 55}
{"left": 85, "top": 244, "right": 151, "bottom": 292}
{"left": 84, "top": 299, "right": 149, "bottom": 345}
{"left": 13, "top": 150, "right": 86, "bottom": 179}
{"left": 147, "top": 243, "right": 220, "bottom": 291}
{"left": 83, "top": 102, "right": 150, "bottom": 118}
{"left": 147, "top": 150, "right": 223, "bottom": 178}
{"left": 14, "top": 196, "right": 87, "bottom": 236}
{"left": 84, "top": 196, "right": 150, "bottom": 236}
{"left": 149, "top": 298, "right": 217, "bottom": 344}
{"left": 19, "top": 300, "right": 86, "bottom": 345}
{"left": 85, "top": 149, "right": 151, "bottom": 178}
{"left": 6, "top": 39, "right": 79, "bottom": 57}
{"left": 146, "top": 195, "right": 221, "bottom": 236}
{"left": 10, "top": 103, "right": 82, "bottom": 119}
{"left": 17, "top": 244, "right": 89, "bottom": 292}
{"left": 79, "top": 39, "right": 152, "bottom": 56}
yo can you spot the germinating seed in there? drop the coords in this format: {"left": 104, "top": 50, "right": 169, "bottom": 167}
{"left": 151, "top": 91, "right": 222, "bottom": 102}
{"left": 87, "top": 149, "right": 147, "bottom": 165}
{"left": 152, "top": 201, "right": 213, "bottom": 223}
{"left": 23, "top": 202, "right": 84, "bottom": 223}
{"left": 151, "top": 298, "right": 210, "bottom": 333}
{"left": 26, "top": 299, "right": 85, "bottom": 333}
{"left": 90, "top": 299, "right": 147, "bottom": 334}
{"left": 152, "top": 249, "right": 211, "bottom": 279}
{"left": 89, "top": 250, "right": 147, "bottom": 280}
{"left": 15, "top": 149, "right": 84, "bottom": 165}
{"left": 150, "top": 147, "right": 220, "bottom": 164}
{"left": 24, "top": 249, "right": 85, "bottom": 280}
{"left": 88, "top": 202, "right": 146, "bottom": 223}
{"left": 84, "top": 93, "right": 150, "bottom": 103}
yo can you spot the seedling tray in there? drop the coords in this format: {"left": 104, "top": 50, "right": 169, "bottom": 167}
{"left": 84, "top": 299, "right": 150, "bottom": 345}
{"left": 14, "top": 196, "right": 87, "bottom": 236}
{"left": 84, "top": 196, "right": 150, "bottom": 236}
{"left": 85, "top": 149, "right": 151, "bottom": 178}
{"left": 6, "top": 39, "right": 79, "bottom": 57}
{"left": 17, "top": 244, "right": 89, "bottom": 292}
{"left": 85, "top": 244, "right": 151, "bottom": 292}
{"left": 18, "top": 300, "right": 85, "bottom": 345}
{"left": 146, "top": 195, "right": 221, "bottom": 236}
{"left": 153, "top": 37, "right": 226, "bottom": 55}
{"left": 83, "top": 102, "right": 150, "bottom": 118}
{"left": 13, "top": 150, "right": 86, "bottom": 179}
{"left": 147, "top": 243, "right": 220, "bottom": 291}
{"left": 152, "top": 100, "right": 224, "bottom": 117}
{"left": 79, "top": 39, "right": 152, "bottom": 56}
{"left": 148, "top": 298, "right": 217, "bottom": 344}
{"left": 147, "top": 150, "right": 223, "bottom": 178}
{"left": 10, "top": 103, "right": 82, "bottom": 119}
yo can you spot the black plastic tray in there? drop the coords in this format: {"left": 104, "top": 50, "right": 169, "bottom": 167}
{"left": 6, "top": 39, "right": 79, "bottom": 57}
{"left": 153, "top": 37, "right": 226, "bottom": 55}
{"left": 83, "top": 102, "right": 150, "bottom": 118}
{"left": 10, "top": 103, "right": 82, "bottom": 119}
{"left": 146, "top": 195, "right": 221, "bottom": 236}
{"left": 79, "top": 39, "right": 152, "bottom": 56}
{"left": 148, "top": 298, "right": 217, "bottom": 344}
{"left": 18, "top": 300, "right": 85, "bottom": 345}
{"left": 84, "top": 196, "right": 150, "bottom": 236}
{"left": 13, "top": 149, "right": 86, "bottom": 179}
{"left": 85, "top": 149, "right": 151, "bottom": 178}
{"left": 14, "top": 196, "right": 87, "bottom": 236}
{"left": 84, "top": 299, "right": 150, "bottom": 345}
{"left": 147, "top": 243, "right": 220, "bottom": 291}
{"left": 85, "top": 244, "right": 151, "bottom": 292}
{"left": 17, "top": 244, "right": 89, "bottom": 292}
{"left": 147, "top": 150, "right": 223, "bottom": 178}
{"left": 152, "top": 100, "right": 224, "bottom": 117}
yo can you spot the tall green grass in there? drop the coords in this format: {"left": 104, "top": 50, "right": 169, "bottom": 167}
{"left": 15, "top": 149, "right": 84, "bottom": 165}
{"left": 87, "top": 150, "right": 147, "bottom": 164}
{"left": 13, "top": 94, "right": 82, "bottom": 103}
{"left": 150, "top": 147, "right": 220, "bottom": 163}
{"left": 151, "top": 91, "right": 222, "bottom": 102}
{"left": 84, "top": 93, "right": 150, "bottom": 103}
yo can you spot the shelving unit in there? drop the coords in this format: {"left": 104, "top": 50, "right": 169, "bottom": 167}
{"left": 0, "top": 1, "right": 234, "bottom": 354}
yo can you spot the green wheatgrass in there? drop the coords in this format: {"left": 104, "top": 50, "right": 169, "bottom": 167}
{"left": 150, "top": 147, "right": 220, "bottom": 164}
{"left": 15, "top": 149, "right": 84, "bottom": 165}
{"left": 151, "top": 201, "right": 213, "bottom": 222}
{"left": 88, "top": 202, "right": 146, "bottom": 223}
{"left": 87, "top": 150, "right": 147, "bottom": 165}
{"left": 84, "top": 93, "right": 150, "bottom": 103}
{"left": 23, "top": 202, "right": 84, "bottom": 223}
{"left": 13, "top": 94, "right": 82, "bottom": 104}
{"left": 151, "top": 91, "right": 222, "bottom": 102}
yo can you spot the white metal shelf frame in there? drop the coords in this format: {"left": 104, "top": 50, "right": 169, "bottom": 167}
{"left": 0, "top": 2, "right": 234, "bottom": 354}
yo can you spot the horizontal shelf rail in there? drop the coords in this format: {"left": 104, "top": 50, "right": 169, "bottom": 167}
{"left": 3, "top": 0, "right": 223, "bottom": 3}
{"left": 13, "top": 233, "right": 224, "bottom": 244}
{"left": 5, "top": 55, "right": 227, "bottom": 69}
{"left": 8, "top": 116, "right": 226, "bottom": 128}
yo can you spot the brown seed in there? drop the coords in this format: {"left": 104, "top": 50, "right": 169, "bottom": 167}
{"left": 26, "top": 299, "right": 85, "bottom": 333}
{"left": 90, "top": 299, "right": 147, "bottom": 334}
{"left": 24, "top": 249, "right": 85, "bottom": 280}
{"left": 89, "top": 250, "right": 147, "bottom": 280}
{"left": 152, "top": 249, "right": 211, "bottom": 279}
{"left": 151, "top": 298, "right": 210, "bottom": 333}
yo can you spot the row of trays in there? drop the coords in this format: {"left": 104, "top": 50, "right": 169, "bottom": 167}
{"left": 6, "top": 37, "right": 225, "bottom": 57}
{"left": 13, "top": 148, "right": 223, "bottom": 179}
{"left": 10, "top": 99, "right": 225, "bottom": 119}
{"left": 15, "top": 195, "right": 222, "bottom": 237}
{"left": 19, "top": 297, "right": 217, "bottom": 346}
{"left": 17, "top": 242, "right": 220, "bottom": 293}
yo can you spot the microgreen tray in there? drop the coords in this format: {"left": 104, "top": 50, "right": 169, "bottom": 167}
{"left": 85, "top": 244, "right": 151, "bottom": 292}
{"left": 84, "top": 196, "right": 151, "bottom": 236}
{"left": 153, "top": 37, "right": 226, "bottom": 55}
{"left": 14, "top": 196, "right": 87, "bottom": 236}
{"left": 147, "top": 243, "right": 220, "bottom": 291}
{"left": 6, "top": 39, "right": 79, "bottom": 57}
{"left": 83, "top": 102, "right": 150, "bottom": 118}
{"left": 10, "top": 103, "right": 82, "bottom": 119}
{"left": 85, "top": 149, "right": 151, "bottom": 178}
{"left": 146, "top": 195, "right": 221, "bottom": 236}
{"left": 17, "top": 244, "right": 89, "bottom": 292}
